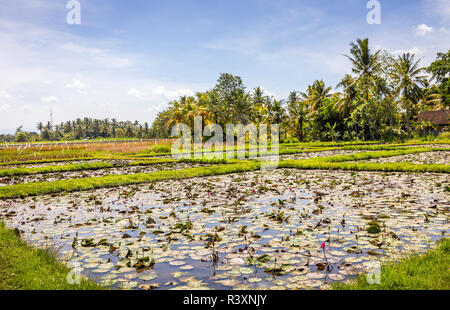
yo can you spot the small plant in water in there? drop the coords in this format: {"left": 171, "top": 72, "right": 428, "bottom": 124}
{"left": 320, "top": 242, "right": 331, "bottom": 271}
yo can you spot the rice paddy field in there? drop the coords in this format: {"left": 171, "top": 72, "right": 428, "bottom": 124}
{"left": 0, "top": 140, "right": 449, "bottom": 290}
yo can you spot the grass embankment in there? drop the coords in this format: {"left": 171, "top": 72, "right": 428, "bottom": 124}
{"left": 318, "top": 148, "right": 435, "bottom": 162}
{"left": 0, "top": 147, "right": 436, "bottom": 178}
{"left": 0, "top": 222, "right": 102, "bottom": 290}
{"left": 0, "top": 158, "right": 235, "bottom": 177}
{"left": 334, "top": 239, "right": 450, "bottom": 290}
{"left": 0, "top": 161, "right": 261, "bottom": 199}
{"left": 280, "top": 160, "right": 450, "bottom": 173}
{"left": 0, "top": 158, "right": 176, "bottom": 177}
{"left": 0, "top": 157, "right": 100, "bottom": 167}
{"left": 1, "top": 148, "right": 449, "bottom": 199}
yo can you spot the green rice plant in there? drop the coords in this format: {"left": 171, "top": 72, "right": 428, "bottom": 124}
{"left": 318, "top": 148, "right": 434, "bottom": 163}
{"left": 0, "top": 161, "right": 261, "bottom": 199}
{"left": 279, "top": 159, "right": 450, "bottom": 173}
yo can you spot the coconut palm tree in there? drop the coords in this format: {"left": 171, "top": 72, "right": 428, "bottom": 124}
{"left": 392, "top": 53, "right": 427, "bottom": 134}
{"left": 305, "top": 80, "right": 332, "bottom": 112}
{"left": 335, "top": 74, "right": 357, "bottom": 116}
{"left": 36, "top": 122, "right": 44, "bottom": 134}
{"left": 287, "top": 91, "right": 307, "bottom": 142}
{"left": 165, "top": 99, "right": 186, "bottom": 131}
{"left": 345, "top": 38, "right": 382, "bottom": 101}
{"left": 251, "top": 87, "right": 269, "bottom": 123}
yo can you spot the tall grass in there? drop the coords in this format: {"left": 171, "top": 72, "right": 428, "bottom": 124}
{"left": 0, "top": 222, "right": 102, "bottom": 290}
{"left": 334, "top": 239, "right": 450, "bottom": 290}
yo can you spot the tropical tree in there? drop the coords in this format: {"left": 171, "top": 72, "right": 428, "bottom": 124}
{"left": 392, "top": 53, "right": 427, "bottom": 134}
{"left": 335, "top": 74, "right": 357, "bottom": 116}
{"left": 305, "top": 80, "right": 333, "bottom": 112}
{"left": 427, "top": 50, "right": 450, "bottom": 108}
{"left": 287, "top": 91, "right": 307, "bottom": 142}
{"left": 345, "top": 38, "right": 382, "bottom": 101}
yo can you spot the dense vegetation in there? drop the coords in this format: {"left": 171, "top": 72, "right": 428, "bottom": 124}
{"left": 2, "top": 39, "right": 448, "bottom": 145}
{"left": 151, "top": 40, "right": 449, "bottom": 142}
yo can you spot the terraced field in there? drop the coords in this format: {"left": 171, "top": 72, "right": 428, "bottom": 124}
{"left": 0, "top": 141, "right": 449, "bottom": 290}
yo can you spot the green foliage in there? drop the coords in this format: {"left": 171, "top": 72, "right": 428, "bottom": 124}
{"left": 145, "top": 41, "right": 448, "bottom": 143}
{"left": 145, "top": 144, "right": 172, "bottom": 154}
{"left": 0, "top": 146, "right": 448, "bottom": 199}
{"left": 334, "top": 239, "right": 450, "bottom": 290}
{"left": 0, "top": 222, "right": 102, "bottom": 290}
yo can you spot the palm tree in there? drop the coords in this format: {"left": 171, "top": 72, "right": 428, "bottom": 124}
{"left": 345, "top": 38, "right": 382, "bottom": 101}
{"left": 187, "top": 93, "right": 214, "bottom": 134}
{"left": 287, "top": 91, "right": 307, "bottom": 142}
{"left": 335, "top": 74, "right": 357, "bottom": 116}
{"left": 165, "top": 100, "right": 186, "bottom": 131}
{"left": 36, "top": 122, "right": 44, "bottom": 134}
{"left": 392, "top": 53, "right": 427, "bottom": 134}
{"left": 305, "top": 80, "right": 332, "bottom": 112}
{"left": 251, "top": 87, "right": 269, "bottom": 123}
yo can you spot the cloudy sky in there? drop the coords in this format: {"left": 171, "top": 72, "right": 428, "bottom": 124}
{"left": 0, "top": 0, "right": 448, "bottom": 133}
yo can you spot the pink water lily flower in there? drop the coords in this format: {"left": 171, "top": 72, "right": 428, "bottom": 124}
{"left": 321, "top": 242, "right": 326, "bottom": 249}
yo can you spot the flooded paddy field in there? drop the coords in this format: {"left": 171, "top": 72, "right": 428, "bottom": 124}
{"left": 0, "top": 159, "right": 108, "bottom": 170}
{"left": 0, "top": 161, "right": 213, "bottom": 186}
{"left": 2, "top": 168, "right": 448, "bottom": 290}
{"left": 358, "top": 151, "right": 450, "bottom": 165}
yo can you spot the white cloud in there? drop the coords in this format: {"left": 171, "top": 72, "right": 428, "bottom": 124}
{"left": 59, "top": 42, "right": 104, "bottom": 55}
{"left": 65, "top": 78, "right": 87, "bottom": 89}
{"left": 147, "top": 103, "right": 167, "bottom": 113}
{"left": 440, "top": 27, "right": 450, "bottom": 34}
{"left": 41, "top": 96, "right": 58, "bottom": 103}
{"left": 0, "top": 91, "right": 12, "bottom": 100}
{"left": 128, "top": 88, "right": 146, "bottom": 100}
{"left": 0, "top": 104, "right": 11, "bottom": 112}
{"left": 392, "top": 47, "right": 424, "bottom": 56}
{"left": 152, "top": 86, "right": 195, "bottom": 100}
{"left": 259, "top": 87, "right": 279, "bottom": 99}
{"left": 99, "top": 103, "right": 119, "bottom": 108}
{"left": 414, "top": 24, "right": 433, "bottom": 36}
{"left": 21, "top": 105, "right": 33, "bottom": 113}
{"left": 425, "top": 0, "right": 450, "bottom": 21}
{"left": 59, "top": 42, "right": 132, "bottom": 68}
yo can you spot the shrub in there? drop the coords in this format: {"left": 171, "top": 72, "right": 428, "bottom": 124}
{"left": 146, "top": 144, "right": 172, "bottom": 154}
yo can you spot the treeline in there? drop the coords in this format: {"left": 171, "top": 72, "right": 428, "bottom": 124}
{"left": 2, "top": 119, "right": 156, "bottom": 143}
{"left": 151, "top": 38, "right": 449, "bottom": 142}
{"left": 3, "top": 38, "right": 449, "bottom": 143}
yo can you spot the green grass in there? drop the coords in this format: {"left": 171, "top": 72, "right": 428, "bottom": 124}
{"left": 0, "top": 157, "right": 100, "bottom": 167}
{"left": 334, "top": 239, "right": 450, "bottom": 290}
{"left": 0, "top": 157, "right": 237, "bottom": 177}
{"left": 1, "top": 151, "right": 448, "bottom": 199}
{"left": 145, "top": 144, "right": 173, "bottom": 154}
{"left": 0, "top": 222, "right": 102, "bottom": 290}
{"left": 0, "top": 161, "right": 261, "bottom": 199}
{"left": 318, "top": 148, "right": 435, "bottom": 163}
{"left": 280, "top": 160, "right": 450, "bottom": 173}
{"left": 0, "top": 158, "right": 178, "bottom": 177}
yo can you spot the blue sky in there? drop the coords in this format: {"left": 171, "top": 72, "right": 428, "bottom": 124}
{"left": 0, "top": 0, "right": 448, "bottom": 133}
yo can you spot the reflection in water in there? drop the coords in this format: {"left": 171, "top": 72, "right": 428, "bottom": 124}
{"left": 2, "top": 169, "right": 449, "bottom": 290}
